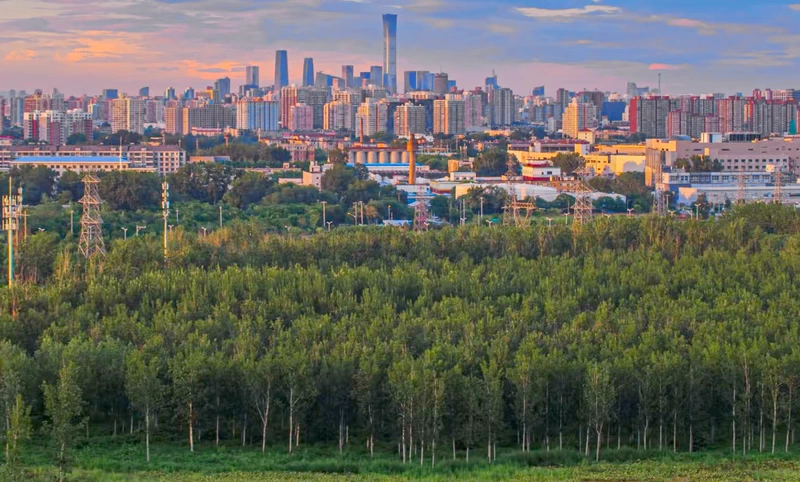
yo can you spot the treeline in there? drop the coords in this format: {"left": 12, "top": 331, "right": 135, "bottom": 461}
{"left": 2, "top": 205, "right": 800, "bottom": 477}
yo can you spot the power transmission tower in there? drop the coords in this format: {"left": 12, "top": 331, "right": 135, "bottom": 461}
{"left": 78, "top": 174, "right": 106, "bottom": 259}
{"left": 571, "top": 166, "right": 594, "bottom": 227}
{"left": 736, "top": 168, "right": 747, "bottom": 205}
{"left": 413, "top": 200, "right": 429, "bottom": 232}
{"left": 772, "top": 164, "right": 784, "bottom": 204}
{"left": 502, "top": 154, "right": 537, "bottom": 227}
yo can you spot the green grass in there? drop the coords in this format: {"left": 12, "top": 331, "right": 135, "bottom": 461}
{"left": 11, "top": 436, "right": 800, "bottom": 481}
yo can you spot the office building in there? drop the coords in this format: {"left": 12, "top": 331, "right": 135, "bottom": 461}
{"left": 246, "top": 65, "right": 260, "bottom": 87}
{"left": 383, "top": 14, "right": 398, "bottom": 94}
{"left": 274, "top": 50, "right": 289, "bottom": 91}
{"left": 103, "top": 89, "right": 119, "bottom": 100}
{"left": 562, "top": 99, "right": 599, "bottom": 138}
{"left": 303, "top": 58, "right": 315, "bottom": 87}
{"left": 394, "top": 104, "right": 427, "bottom": 136}
{"left": 342, "top": 65, "right": 355, "bottom": 88}
{"left": 164, "top": 87, "right": 176, "bottom": 100}
{"left": 532, "top": 86, "right": 545, "bottom": 97}
{"left": 289, "top": 104, "right": 314, "bottom": 131}
{"left": 111, "top": 97, "right": 145, "bottom": 134}
{"left": 486, "top": 74, "right": 499, "bottom": 91}
{"left": 236, "top": 99, "right": 279, "bottom": 132}
{"left": 433, "top": 99, "right": 466, "bottom": 135}
{"left": 323, "top": 101, "right": 355, "bottom": 131}
{"left": 433, "top": 73, "right": 449, "bottom": 95}
{"left": 214, "top": 77, "right": 231, "bottom": 99}
{"left": 139, "top": 87, "right": 150, "bottom": 97}
{"left": 370, "top": 66, "right": 384, "bottom": 87}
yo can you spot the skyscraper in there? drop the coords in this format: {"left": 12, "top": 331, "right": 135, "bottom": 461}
{"left": 214, "top": 77, "right": 231, "bottom": 99}
{"left": 433, "top": 99, "right": 466, "bottom": 135}
{"left": 303, "top": 58, "right": 315, "bottom": 87}
{"left": 382, "top": 14, "right": 398, "bottom": 94}
{"left": 246, "top": 66, "right": 260, "bottom": 87}
{"left": 164, "top": 87, "right": 176, "bottom": 100}
{"left": 342, "top": 65, "right": 355, "bottom": 88}
{"left": 274, "top": 50, "right": 289, "bottom": 91}
{"left": 370, "top": 66, "right": 384, "bottom": 87}
{"left": 433, "top": 73, "right": 449, "bottom": 96}
{"left": 139, "top": 87, "right": 150, "bottom": 97}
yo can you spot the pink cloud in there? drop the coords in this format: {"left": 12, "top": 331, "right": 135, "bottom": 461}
{"left": 649, "top": 63, "right": 683, "bottom": 71}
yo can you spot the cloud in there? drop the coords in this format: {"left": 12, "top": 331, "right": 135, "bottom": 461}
{"left": 3, "top": 49, "right": 37, "bottom": 61}
{"left": 790, "top": 4, "right": 800, "bottom": 10}
{"left": 515, "top": 4, "right": 621, "bottom": 20}
{"left": 649, "top": 63, "right": 684, "bottom": 71}
{"left": 486, "top": 24, "right": 516, "bottom": 35}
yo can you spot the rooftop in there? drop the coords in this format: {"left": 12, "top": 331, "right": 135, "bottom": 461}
{"left": 13, "top": 156, "right": 131, "bottom": 163}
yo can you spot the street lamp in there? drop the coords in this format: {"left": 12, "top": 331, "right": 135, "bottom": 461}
{"left": 546, "top": 217, "right": 553, "bottom": 229}
{"left": 200, "top": 227, "right": 208, "bottom": 237}
{"left": 136, "top": 225, "right": 146, "bottom": 236}
{"left": 327, "top": 221, "right": 333, "bottom": 231}
{"left": 284, "top": 225, "right": 291, "bottom": 234}
{"left": 627, "top": 208, "right": 635, "bottom": 217}
{"left": 563, "top": 213, "right": 570, "bottom": 225}
{"left": 121, "top": 227, "right": 128, "bottom": 240}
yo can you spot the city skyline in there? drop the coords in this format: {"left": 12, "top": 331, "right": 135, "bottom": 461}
{"left": 2, "top": 0, "right": 800, "bottom": 96}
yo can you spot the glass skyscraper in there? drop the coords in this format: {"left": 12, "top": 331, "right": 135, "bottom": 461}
{"left": 342, "top": 65, "right": 354, "bottom": 88}
{"left": 274, "top": 50, "right": 289, "bottom": 91}
{"left": 382, "top": 14, "right": 397, "bottom": 94}
{"left": 246, "top": 66, "right": 260, "bottom": 87}
{"left": 303, "top": 58, "right": 315, "bottom": 87}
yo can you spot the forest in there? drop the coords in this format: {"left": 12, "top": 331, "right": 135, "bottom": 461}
{"left": 2, "top": 203, "right": 800, "bottom": 480}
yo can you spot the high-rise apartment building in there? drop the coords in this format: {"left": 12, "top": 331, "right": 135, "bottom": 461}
{"left": 289, "top": 103, "right": 314, "bottom": 131}
{"left": 111, "top": 97, "right": 144, "bottom": 134}
{"left": 334, "top": 89, "right": 363, "bottom": 106}
{"left": 236, "top": 99, "right": 279, "bottom": 132}
{"left": 394, "top": 104, "right": 427, "bottom": 136}
{"left": 280, "top": 85, "right": 305, "bottom": 128}
{"left": 274, "top": 50, "right": 289, "bottom": 90}
{"left": 562, "top": 99, "right": 598, "bottom": 138}
{"left": 433, "top": 99, "right": 466, "bottom": 135}
{"left": 303, "top": 58, "right": 315, "bottom": 87}
{"left": 489, "top": 87, "right": 514, "bottom": 127}
{"left": 165, "top": 106, "right": 184, "bottom": 135}
{"left": 323, "top": 101, "right": 355, "bottom": 131}
{"left": 181, "top": 105, "right": 235, "bottom": 135}
{"left": 382, "top": 14, "right": 398, "bottom": 94}
{"left": 342, "top": 65, "right": 355, "bottom": 88}
{"left": 629, "top": 96, "right": 672, "bottom": 138}
{"left": 464, "top": 94, "right": 484, "bottom": 129}
{"left": 356, "top": 100, "right": 388, "bottom": 136}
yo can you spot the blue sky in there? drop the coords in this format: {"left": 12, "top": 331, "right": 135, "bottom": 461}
{"left": 1, "top": 0, "right": 799, "bottom": 96}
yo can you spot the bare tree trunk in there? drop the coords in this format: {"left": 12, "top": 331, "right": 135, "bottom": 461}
{"left": 772, "top": 388, "right": 778, "bottom": 454}
{"left": 288, "top": 388, "right": 294, "bottom": 454}
{"left": 466, "top": 446, "right": 469, "bottom": 463}
{"left": 732, "top": 385, "right": 737, "bottom": 454}
{"left": 595, "top": 424, "right": 602, "bottom": 462}
{"left": 452, "top": 438, "right": 456, "bottom": 460}
{"left": 216, "top": 414, "right": 220, "bottom": 448}
{"left": 689, "top": 423, "right": 694, "bottom": 453}
{"left": 145, "top": 407, "right": 151, "bottom": 463}
{"left": 261, "top": 399, "right": 270, "bottom": 454}
{"left": 584, "top": 425, "right": 590, "bottom": 457}
{"left": 432, "top": 439, "right": 436, "bottom": 467}
{"left": 242, "top": 412, "right": 247, "bottom": 447}
{"left": 787, "top": 387, "right": 793, "bottom": 453}
{"left": 673, "top": 409, "right": 677, "bottom": 453}
{"left": 295, "top": 423, "right": 300, "bottom": 448}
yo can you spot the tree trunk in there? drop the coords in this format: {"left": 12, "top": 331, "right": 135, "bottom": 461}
{"left": 595, "top": 424, "right": 602, "bottom": 462}
{"left": 673, "top": 409, "right": 677, "bottom": 453}
{"left": 732, "top": 385, "right": 737, "bottom": 454}
{"left": 295, "top": 423, "right": 300, "bottom": 448}
{"left": 188, "top": 401, "right": 194, "bottom": 453}
{"left": 689, "top": 423, "right": 694, "bottom": 453}
{"left": 432, "top": 439, "right": 436, "bottom": 467}
{"left": 585, "top": 425, "right": 590, "bottom": 457}
{"left": 216, "top": 414, "right": 220, "bottom": 448}
{"left": 288, "top": 388, "right": 294, "bottom": 454}
{"left": 261, "top": 400, "right": 270, "bottom": 454}
{"left": 242, "top": 412, "right": 247, "bottom": 447}
{"left": 466, "top": 446, "right": 469, "bottom": 463}
{"left": 146, "top": 407, "right": 151, "bottom": 463}
{"left": 452, "top": 438, "right": 456, "bottom": 460}
{"left": 772, "top": 388, "right": 778, "bottom": 454}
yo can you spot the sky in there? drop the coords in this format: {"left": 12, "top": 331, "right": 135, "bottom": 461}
{"left": 1, "top": 0, "right": 800, "bottom": 97}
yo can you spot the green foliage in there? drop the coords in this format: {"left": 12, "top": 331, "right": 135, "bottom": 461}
{"left": 473, "top": 150, "right": 509, "bottom": 176}
{"left": 98, "top": 171, "right": 161, "bottom": 211}
{"left": 551, "top": 152, "right": 584, "bottom": 175}
{"left": 675, "top": 155, "right": 723, "bottom": 172}
{"left": 43, "top": 362, "right": 84, "bottom": 482}
{"left": 224, "top": 172, "right": 274, "bottom": 209}
{"left": 168, "top": 163, "right": 234, "bottom": 204}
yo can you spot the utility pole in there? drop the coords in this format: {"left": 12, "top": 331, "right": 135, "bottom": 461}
{"left": 218, "top": 204, "right": 223, "bottom": 228}
{"left": 3, "top": 179, "right": 21, "bottom": 288}
{"left": 162, "top": 182, "right": 169, "bottom": 262}
{"left": 480, "top": 196, "right": 484, "bottom": 225}
{"left": 69, "top": 205, "right": 74, "bottom": 236}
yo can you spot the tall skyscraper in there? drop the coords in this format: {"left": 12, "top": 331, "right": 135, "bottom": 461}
{"left": 139, "top": 87, "right": 150, "bottom": 97}
{"left": 246, "top": 66, "right": 260, "bottom": 88}
{"left": 562, "top": 99, "right": 598, "bottom": 138}
{"left": 103, "top": 89, "right": 119, "bottom": 100}
{"left": 236, "top": 99, "right": 280, "bottom": 132}
{"left": 164, "top": 87, "right": 176, "bottom": 100}
{"left": 111, "top": 97, "right": 144, "bottom": 135}
{"left": 394, "top": 104, "right": 426, "bottom": 136}
{"left": 303, "top": 58, "right": 315, "bottom": 87}
{"left": 342, "top": 65, "right": 355, "bottom": 88}
{"left": 382, "top": 14, "right": 398, "bottom": 94}
{"left": 274, "top": 50, "right": 289, "bottom": 91}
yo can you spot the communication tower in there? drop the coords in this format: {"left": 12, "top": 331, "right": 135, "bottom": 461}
{"left": 3, "top": 181, "right": 22, "bottom": 286}
{"left": 78, "top": 174, "right": 106, "bottom": 259}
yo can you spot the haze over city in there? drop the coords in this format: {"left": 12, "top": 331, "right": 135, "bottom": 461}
{"left": 3, "top": 0, "right": 800, "bottom": 95}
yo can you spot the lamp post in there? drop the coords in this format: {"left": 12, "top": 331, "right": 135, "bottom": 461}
{"left": 200, "top": 227, "right": 208, "bottom": 237}
{"left": 136, "top": 225, "right": 146, "bottom": 236}
{"left": 327, "top": 221, "right": 333, "bottom": 231}
{"left": 121, "top": 227, "right": 128, "bottom": 240}
{"left": 627, "top": 208, "right": 635, "bottom": 217}
{"left": 563, "top": 213, "right": 570, "bottom": 225}
{"left": 546, "top": 217, "right": 553, "bottom": 229}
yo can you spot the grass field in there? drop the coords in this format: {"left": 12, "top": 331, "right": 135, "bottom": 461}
{"left": 10, "top": 436, "right": 800, "bottom": 481}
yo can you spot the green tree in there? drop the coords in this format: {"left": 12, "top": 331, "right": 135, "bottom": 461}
{"left": 98, "top": 171, "right": 161, "bottom": 211}
{"left": 169, "top": 163, "right": 233, "bottom": 204}
{"left": 65, "top": 133, "right": 88, "bottom": 146}
{"left": 551, "top": 152, "right": 585, "bottom": 175}
{"left": 125, "top": 349, "right": 165, "bottom": 463}
{"left": 473, "top": 150, "right": 508, "bottom": 176}
{"left": 224, "top": 172, "right": 273, "bottom": 209}
{"left": 43, "top": 362, "right": 84, "bottom": 482}
{"left": 584, "top": 363, "right": 614, "bottom": 461}
{"left": 56, "top": 171, "right": 84, "bottom": 203}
